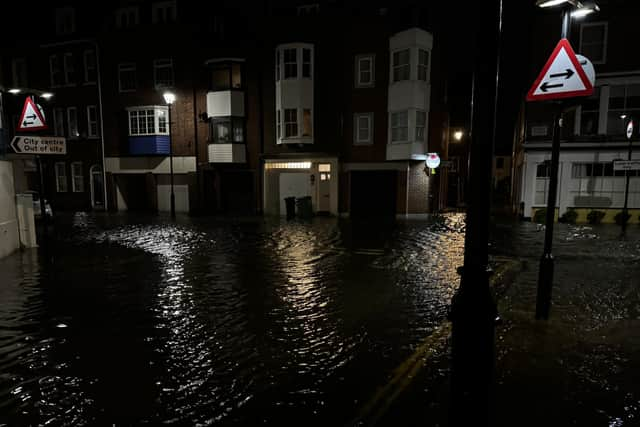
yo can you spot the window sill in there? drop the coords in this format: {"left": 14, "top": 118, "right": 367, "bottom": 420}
{"left": 355, "top": 83, "right": 375, "bottom": 88}
{"left": 82, "top": 82, "right": 97, "bottom": 86}
{"left": 354, "top": 141, "right": 373, "bottom": 146}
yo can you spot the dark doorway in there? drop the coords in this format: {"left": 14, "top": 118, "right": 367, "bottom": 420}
{"left": 221, "top": 170, "right": 254, "bottom": 214}
{"left": 350, "top": 170, "right": 397, "bottom": 218}
{"left": 115, "top": 174, "right": 156, "bottom": 211}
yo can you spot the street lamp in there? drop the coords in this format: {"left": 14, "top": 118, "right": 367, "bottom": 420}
{"left": 534, "top": 0, "right": 599, "bottom": 320}
{"left": 453, "top": 130, "right": 464, "bottom": 142}
{"left": 163, "top": 91, "right": 176, "bottom": 218}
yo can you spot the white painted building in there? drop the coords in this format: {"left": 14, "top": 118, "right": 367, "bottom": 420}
{"left": 513, "top": 71, "right": 640, "bottom": 222}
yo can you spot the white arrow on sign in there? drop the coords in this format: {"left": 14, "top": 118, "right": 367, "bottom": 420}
{"left": 10, "top": 136, "right": 67, "bottom": 155}
{"left": 527, "top": 39, "right": 593, "bottom": 102}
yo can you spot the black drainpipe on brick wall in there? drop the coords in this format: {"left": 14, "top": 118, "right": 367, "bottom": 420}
{"left": 256, "top": 46, "right": 266, "bottom": 215}
{"left": 192, "top": 78, "right": 200, "bottom": 214}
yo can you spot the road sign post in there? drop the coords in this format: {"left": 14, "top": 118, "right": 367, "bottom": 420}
{"left": 621, "top": 118, "right": 635, "bottom": 233}
{"left": 527, "top": 12, "right": 595, "bottom": 320}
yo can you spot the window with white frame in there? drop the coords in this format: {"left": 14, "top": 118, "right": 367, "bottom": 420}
{"left": 418, "top": 49, "right": 429, "bottom": 81}
{"left": 55, "top": 7, "right": 75, "bottom": 35}
{"left": 50, "top": 55, "right": 63, "bottom": 87}
{"left": 83, "top": 50, "right": 96, "bottom": 84}
{"left": 87, "top": 105, "right": 99, "bottom": 138}
{"left": 580, "top": 86, "right": 600, "bottom": 136}
{"left": 276, "top": 110, "right": 281, "bottom": 140}
{"left": 607, "top": 84, "right": 640, "bottom": 135}
{"left": 534, "top": 162, "right": 550, "bottom": 205}
{"left": 276, "top": 44, "right": 313, "bottom": 82}
{"left": 128, "top": 107, "right": 169, "bottom": 136}
{"left": 67, "top": 107, "right": 78, "bottom": 138}
{"left": 55, "top": 162, "right": 68, "bottom": 192}
{"left": 354, "top": 113, "right": 373, "bottom": 145}
{"left": 356, "top": 54, "right": 374, "bottom": 87}
{"left": 53, "top": 108, "right": 65, "bottom": 136}
{"left": 284, "top": 108, "right": 298, "bottom": 137}
{"left": 580, "top": 22, "right": 607, "bottom": 64}
{"left": 71, "top": 162, "right": 84, "bottom": 192}
{"left": 63, "top": 53, "right": 75, "bottom": 85}
{"left": 154, "top": 59, "right": 174, "bottom": 88}
{"left": 152, "top": 1, "right": 177, "bottom": 23}
{"left": 391, "top": 110, "right": 408, "bottom": 141}
{"left": 568, "top": 162, "right": 638, "bottom": 207}
{"left": 416, "top": 110, "right": 426, "bottom": 141}
{"left": 283, "top": 48, "right": 297, "bottom": 79}
{"left": 116, "top": 7, "right": 139, "bottom": 29}
{"left": 118, "top": 63, "right": 136, "bottom": 92}
{"left": 12, "top": 58, "right": 27, "bottom": 88}
{"left": 392, "top": 49, "right": 410, "bottom": 82}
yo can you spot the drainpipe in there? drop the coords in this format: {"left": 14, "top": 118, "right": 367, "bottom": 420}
{"left": 192, "top": 77, "right": 200, "bottom": 215}
{"left": 94, "top": 41, "right": 108, "bottom": 211}
{"left": 257, "top": 44, "right": 266, "bottom": 215}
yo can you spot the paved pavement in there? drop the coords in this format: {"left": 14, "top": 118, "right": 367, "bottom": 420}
{"left": 364, "top": 222, "right": 640, "bottom": 427}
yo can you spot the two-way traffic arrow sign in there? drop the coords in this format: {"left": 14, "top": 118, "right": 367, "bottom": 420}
{"left": 526, "top": 38, "right": 594, "bottom": 102}
{"left": 16, "top": 97, "right": 47, "bottom": 131}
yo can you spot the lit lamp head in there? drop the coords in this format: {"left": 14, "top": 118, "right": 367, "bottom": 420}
{"left": 536, "top": 0, "right": 580, "bottom": 8}
{"left": 453, "top": 130, "right": 464, "bottom": 142}
{"left": 163, "top": 91, "right": 176, "bottom": 105}
{"left": 40, "top": 92, "right": 54, "bottom": 100}
{"left": 8, "top": 88, "right": 21, "bottom": 94}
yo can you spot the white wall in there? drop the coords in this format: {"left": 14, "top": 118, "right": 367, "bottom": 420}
{"left": 0, "top": 161, "right": 20, "bottom": 258}
{"left": 522, "top": 149, "right": 640, "bottom": 216}
{"left": 157, "top": 184, "right": 189, "bottom": 213}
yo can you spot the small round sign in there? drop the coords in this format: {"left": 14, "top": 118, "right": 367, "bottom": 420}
{"left": 627, "top": 119, "right": 634, "bottom": 141}
{"left": 426, "top": 153, "right": 441, "bottom": 169}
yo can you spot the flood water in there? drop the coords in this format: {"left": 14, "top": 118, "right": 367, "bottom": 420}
{"left": 0, "top": 213, "right": 467, "bottom": 426}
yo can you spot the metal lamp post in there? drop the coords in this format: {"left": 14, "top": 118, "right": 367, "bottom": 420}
{"left": 163, "top": 91, "right": 176, "bottom": 218}
{"left": 534, "top": 0, "right": 599, "bottom": 320}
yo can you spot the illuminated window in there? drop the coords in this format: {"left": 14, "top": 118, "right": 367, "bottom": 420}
{"left": 302, "top": 109, "right": 312, "bottom": 137}
{"left": 318, "top": 164, "right": 331, "bottom": 172}
{"left": 265, "top": 162, "right": 312, "bottom": 170}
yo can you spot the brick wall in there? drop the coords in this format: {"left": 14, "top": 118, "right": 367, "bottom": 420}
{"left": 408, "top": 161, "right": 430, "bottom": 214}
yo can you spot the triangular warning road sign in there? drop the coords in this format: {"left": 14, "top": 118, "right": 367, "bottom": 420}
{"left": 526, "top": 38, "right": 594, "bottom": 102}
{"left": 17, "top": 97, "right": 47, "bottom": 131}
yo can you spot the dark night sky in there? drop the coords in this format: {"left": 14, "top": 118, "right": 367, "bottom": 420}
{"left": 1, "top": 0, "right": 536, "bottom": 156}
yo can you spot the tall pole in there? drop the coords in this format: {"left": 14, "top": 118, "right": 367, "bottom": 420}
{"left": 449, "top": 1, "right": 502, "bottom": 425}
{"left": 535, "top": 6, "right": 571, "bottom": 320}
{"left": 169, "top": 103, "right": 176, "bottom": 218}
{"left": 621, "top": 118, "right": 633, "bottom": 233}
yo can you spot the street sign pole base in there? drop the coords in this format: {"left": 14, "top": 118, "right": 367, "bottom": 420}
{"left": 536, "top": 253, "right": 554, "bottom": 320}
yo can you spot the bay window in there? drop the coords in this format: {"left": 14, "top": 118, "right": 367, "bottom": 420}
{"left": 127, "top": 106, "right": 169, "bottom": 136}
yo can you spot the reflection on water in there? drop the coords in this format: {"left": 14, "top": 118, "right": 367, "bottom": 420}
{"left": 0, "top": 213, "right": 467, "bottom": 425}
